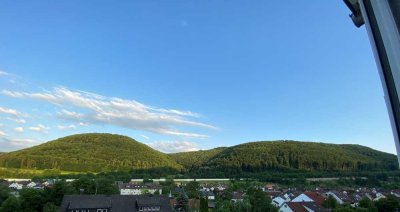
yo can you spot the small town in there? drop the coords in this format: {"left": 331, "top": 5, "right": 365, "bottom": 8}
{"left": 1, "top": 177, "right": 400, "bottom": 211}
{"left": 1, "top": 0, "right": 400, "bottom": 212}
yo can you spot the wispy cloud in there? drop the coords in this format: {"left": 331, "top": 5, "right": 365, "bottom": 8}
{"left": 0, "top": 131, "right": 7, "bottom": 137}
{"left": 0, "top": 71, "right": 9, "bottom": 76}
{"left": 14, "top": 127, "right": 24, "bottom": 133}
{"left": 140, "top": 135, "right": 150, "bottom": 140}
{"left": 0, "top": 106, "right": 22, "bottom": 117}
{"left": 29, "top": 124, "right": 49, "bottom": 134}
{"left": 57, "top": 124, "right": 76, "bottom": 130}
{"left": 2, "top": 87, "right": 216, "bottom": 138}
{"left": 147, "top": 140, "right": 199, "bottom": 153}
{"left": 0, "top": 137, "right": 39, "bottom": 151}
{"left": 6, "top": 117, "right": 26, "bottom": 124}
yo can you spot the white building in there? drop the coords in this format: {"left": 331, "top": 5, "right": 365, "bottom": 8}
{"left": 119, "top": 183, "right": 162, "bottom": 195}
{"left": 9, "top": 182, "right": 23, "bottom": 190}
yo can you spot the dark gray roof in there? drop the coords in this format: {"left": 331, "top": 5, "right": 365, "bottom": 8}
{"left": 66, "top": 195, "right": 111, "bottom": 209}
{"left": 59, "top": 195, "right": 172, "bottom": 212}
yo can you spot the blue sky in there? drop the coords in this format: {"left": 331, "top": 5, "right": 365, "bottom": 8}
{"left": 0, "top": 1, "right": 395, "bottom": 154}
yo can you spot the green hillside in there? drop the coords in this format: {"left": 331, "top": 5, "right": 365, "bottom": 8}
{"left": 172, "top": 141, "right": 398, "bottom": 174}
{"left": 169, "top": 147, "right": 226, "bottom": 169}
{"left": 0, "top": 133, "right": 181, "bottom": 172}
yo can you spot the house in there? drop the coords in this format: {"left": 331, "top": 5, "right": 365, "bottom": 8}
{"left": 291, "top": 193, "right": 314, "bottom": 202}
{"left": 279, "top": 202, "right": 328, "bottom": 212}
{"left": 391, "top": 190, "right": 400, "bottom": 198}
{"left": 303, "top": 191, "right": 325, "bottom": 206}
{"left": 324, "top": 191, "right": 351, "bottom": 205}
{"left": 200, "top": 191, "right": 215, "bottom": 200}
{"left": 119, "top": 183, "right": 162, "bottom": 195}
{"left": 272, "top": 196, "right": 286, "bottom": 207}
{"left": 59, "top": 195, "right": 172, "bottom": 212}
{"left": 26, "top": 181, "right": 37, "bottom": 188}
{"left": 9, "top": 182, "right": 23, "bottom": 190}
{"left": 365, "top": 192, "right": 386, "bottom": 201}
{"left": 231, "top": 191, "right": 245, "bottom": 202}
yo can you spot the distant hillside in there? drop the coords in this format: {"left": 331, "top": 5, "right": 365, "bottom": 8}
{"left": 171, "top": 141, "right": 398, "bottom": 173}
{"left": 169, "top": 147, "right": 226, "bottom": 169}
{"left": 0, "top": 134, "right": 397, "bottom": 175}
{"left": 0, "top": 133, "right": 181, "bottom": 172}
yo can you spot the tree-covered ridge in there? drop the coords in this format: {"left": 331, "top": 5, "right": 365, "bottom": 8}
{"left": 203, "top": 141, "right": 398, "bottom": 172}
{"left": 0, "top": 133, "right": 182, "bottom": 172}
{"left": 169, "top": 147, "right": 226, "bottom": 169}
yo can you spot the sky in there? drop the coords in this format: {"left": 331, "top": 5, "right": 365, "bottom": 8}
{"left": 0, "top": 1, "right": 395, "bottom": 154}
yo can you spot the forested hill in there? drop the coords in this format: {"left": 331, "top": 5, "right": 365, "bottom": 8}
{"left": 0, "top": 134, "right": 397, "bottom": 175}
{"left": 169, "top": 147, "right": 226, "bottom": 169}
{"left": 0, "top": 133, "right": 181, "bottom": 172}
{"left": 170, "top": 141, "right": 398, "bottom": 174}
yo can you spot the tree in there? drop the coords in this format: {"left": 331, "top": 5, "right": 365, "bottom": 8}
{"left": 323, "top": 195, "right": 338, "bottom": 209}
{"left": 71, "top": 176, "right": 95, "bottom": 194}
{"left": 200, "top": 197, "right": 208, "bottom": 212}
{"left": 358, "top": 197, "right": 375, "bottom": 210}
{"left": 19, "top": 188, "right": 44, "bottom": 212}
{"left": 175, "top": 193, "right": 189, "bottom": 211}
{"left": 246, "top": 187, "right": 276, "bottom": 212}
{"left": 43, "top": 202, "right": 58, "bottom": 212}
{"left": 185, "top": 181, "right": 200, "bottom": 199}
{"left": 374, "top": 195, "right": 399, "bottom": 212}
{"left": 94, "top": 177, "right": 119, "bottom": 195}
{"left": 44, "top": 180, "right": 74, "bottom": 206}
{"left": 0, "top": 196, "right": 21, "bottom": 212}
{"left": 0, "top": 185, "right": 10, "bottom": 206}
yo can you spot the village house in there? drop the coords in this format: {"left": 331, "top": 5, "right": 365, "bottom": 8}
{"left": 200, "top": 190, "right": 215, "bottom": 200}
{"left": 59, "top": 195, "right": 172, "bottom": 212}
{"left": 8, "top": 182, "right": 23, "bottom": 190}
{"left": 118, "top": 183, "right": 162, "bottom": 195}
{"left": 231, "top": 191, "right": 245, "bottom": 203}
{"left": 279, "top": 202, "right": 328, "bottom": 212}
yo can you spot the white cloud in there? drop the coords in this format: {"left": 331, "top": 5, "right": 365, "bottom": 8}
{"left": 29, "top": 124, "right": 49, "bottom": 133}
{"left": 14, "top": 127, "right": 24, "bottom": 133}
{"left": 0, "top": 106, "right": 21, "bottom": 116}
{"left": 147, "top": 140, "right": 199, "bottom": 153}
{"left": 140, "top": 135, "right": 149, "bottom": 140}
{"left": 6, "top": 117, "right": 26, "bottom": 124}
{"left": 57, "top": 124, "right": 76, "bottom": 130}
{"left": 0, "top": 131, "right": 6, "bottom": 137}
{"left": 79, "top": 122, "right": 89, "bottom": 127}
{"left": 0, "top": 137, "right": 39, "bottom": 151}
{"left": 3, "top": 87, "right": 216, "bottom": 138}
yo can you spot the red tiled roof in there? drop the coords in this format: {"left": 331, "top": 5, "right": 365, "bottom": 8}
{"left": 286, "top": 202, "right": 308, "bottom": 212}
{"left": 304, "top": 191, "right": 325, "bottom": 206}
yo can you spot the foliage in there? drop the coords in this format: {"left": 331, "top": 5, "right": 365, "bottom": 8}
{"left": 0, "top": 196, "right": 21, "bottom": 212}
{"left": 42, "top": 202, "right": 58, "bottom": 212}
{"left": 323, "top": 195, "right": 338, "bottom": 209}
{"left": 374, "top": 195, "right": 399, "bottom": 212}
{"left": 200, "top": 197, "right": 208, "bottom": 212}
{"left": 170, "top": 147, "right": 226, "bottom": 170}
{"left": 175, "top": 192, "right": 189, "bottom": 211}
{"left": 0, "top": 185, "right": 9, "bottom": 206}
{"left": 183, "top": 141, "right": 398, "bottom": 178}
{"left": 0, "top": 133, "right": 182, "bottom": 172}
{"left": 186, "top": 181, "right": 200, "bottom": 199}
